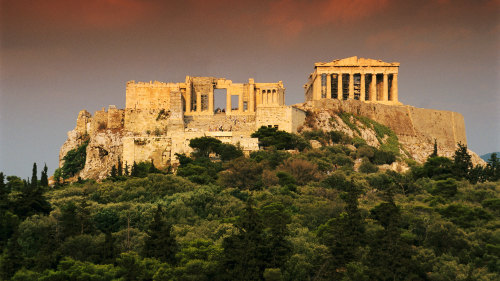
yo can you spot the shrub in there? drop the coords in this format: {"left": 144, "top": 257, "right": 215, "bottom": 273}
{"left": 359, "top": 159, "right": 378, "bottom": 173}
{"left": 278, "top": 158, "right": 321, "bottom": 185}
{"left": 371, "top": 150, "right": 396, "bottom": 165}
{"left": 356, "top": 146, "right": 375, "bottom": 159}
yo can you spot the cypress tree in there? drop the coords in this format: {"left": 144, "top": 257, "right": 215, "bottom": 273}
{"left": 149, "top": 160, "right": 157, "bottom": 173}
{"left": 131, "top": 161, "right": 138, "bottom": 177}
{"left": 40, "top": 164, "right": 49, "bottom": 187}
{"left": 0, "top": 172, "right": 7, "bottom": 209}
{"left": 124, "top": 162, "right": 129, "bottom": 176}
{"left": 110, "top": 165, "right": 117, "bottom": 179}
{"left": 31, "top": 162, "right": 38, "bottom": 189}
{"left": 117, "top": 157, "right": 123, "bottom": 177}
{"left": 430, "top": 139, "right": 438, "bottom": 157}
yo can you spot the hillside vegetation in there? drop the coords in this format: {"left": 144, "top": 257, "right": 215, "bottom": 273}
{"left": 1, "top": 125, "right": 499, "bottom": 281}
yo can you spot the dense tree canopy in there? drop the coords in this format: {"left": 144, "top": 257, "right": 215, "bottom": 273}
{"left": 0, "top": 136, "right": 498, "bottom": 280}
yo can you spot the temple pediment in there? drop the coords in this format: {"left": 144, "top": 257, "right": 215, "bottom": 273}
{"left": 315, "top": 56, "right": 400, "bottom": 67}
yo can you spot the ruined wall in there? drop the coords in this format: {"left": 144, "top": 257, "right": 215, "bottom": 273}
{"left": 126, "top": 81, "right": 178, "bottom": 110}
{"left": 255, "top": 106, "right": 306, "bottom": 132}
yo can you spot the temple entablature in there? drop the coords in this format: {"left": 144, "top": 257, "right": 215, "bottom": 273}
{"left": 304, "top": 56, "right": 401, "bottom": 105}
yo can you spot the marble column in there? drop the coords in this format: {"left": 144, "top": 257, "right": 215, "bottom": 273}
{"left": 337, "top": 73, "right": 342, "bottom": 100}
{"left": 226, "top": 89, "right": 232, "bottom": 114}
{"left": 383, "top": 73, "right": 388, "bottom": 101}
{"left": 348, "top": 73, "right": 354, "bottom": 100}
{"left": 370, "top": 73, "right": 376, "bottom": 101}
{"left": 238, "top": 94, "right": 243, "bottom": 112}
{"left": 390, "top": 74, "right": 398, "bottom": 102}
{"left": 326, "top": 74, "right": 331, "bottom": 99}
{"left": 360, "top": 74, "right": 366, "bottom": 101}
{"left": 208, "top": 91, "right": 214, "bottom": 114}
{"left": 185, "top": 86, "right": 191, "bottom": 113}
{"left": 249, "top": 85, "right": 255, "bottom": 112}
{"left": 196, "top": 91, "right": 201, "bottom": 113}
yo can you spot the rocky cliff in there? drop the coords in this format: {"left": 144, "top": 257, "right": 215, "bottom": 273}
{"left": 59, "top": 100, "right": 484, "bottom": 180}
{"left": 294, "top": 99, "right": 484, "bottom": 165}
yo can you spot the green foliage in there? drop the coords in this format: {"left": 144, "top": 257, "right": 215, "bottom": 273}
{"left": 252, "top": 126, "right": 310, "bottom": 151}
{"left": 4, "top": 139, "right": 500, "bottom": 280}
{"left": 359, "top": 158, "right": 378, "bottom": 173}
{"left": 62, "top": 140, "right": 89, "bottom": 178}
{"left": 142, "top": 205, "right": 178, "bottom": 264}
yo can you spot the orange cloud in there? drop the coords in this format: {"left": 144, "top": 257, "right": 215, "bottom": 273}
{"left": 19, "top": 0, "right": 156, "bottom": 29}
{"left": 265, "top": 0, "right": 390, "bottom": 39}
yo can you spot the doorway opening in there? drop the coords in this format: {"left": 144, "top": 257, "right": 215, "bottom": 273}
{"left": 214, "top": 89, "right": 227, "bottom": 114}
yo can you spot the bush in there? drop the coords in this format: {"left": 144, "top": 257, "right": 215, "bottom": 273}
{"left": 250, "top": 149, "right": 290, "bottom": 169}
{"left": 359, "top": 159, "right": 378, "bottom": 173}
{"left": 278, "top": 158, "right": 321, "bottom": 185}
{"left": 371, "top": 150, "right": 396, "bottom": 165}
{"left": 357, "top": 146, "right": 375, "bottom": 159}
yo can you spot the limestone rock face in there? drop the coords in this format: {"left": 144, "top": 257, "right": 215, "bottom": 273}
{"left": 295, "top": 100, "right": 485, "bottom": 166}
{"left": 80, "top": 131, "right": 123, "bottom": 180}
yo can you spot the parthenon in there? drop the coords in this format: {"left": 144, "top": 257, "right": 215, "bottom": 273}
{"left": 304, "top": 56, "right": 401, "bottom": 105}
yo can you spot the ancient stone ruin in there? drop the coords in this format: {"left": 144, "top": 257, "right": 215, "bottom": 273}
{"left": 59, "top": 57, "right": 482, "bottom": 180}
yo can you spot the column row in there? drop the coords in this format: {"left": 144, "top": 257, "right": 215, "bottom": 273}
{"left": 320, "top": 73, "right": 398, "bottom": 103}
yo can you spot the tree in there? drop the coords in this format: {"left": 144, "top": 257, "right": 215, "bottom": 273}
{"left": 189, "top": 136, "right": 222, "bottom": 158}
{"left": 430, "top": 139, "right": 438, "bottom": 158}
{"left": 142, "top": 205, "right": 178, "bottom": 264}
{"left": 318, "top": 178, "right": 365, "bottom": 278}
{"left": 260, "top": 202, "right": 292, "bottom": 269}
{"left": 110, "top": 165, "right": 117, "bottom": 179}
{"left": 40, "top": 164, "right": 48, "bottom": 187}
{"left": 251, "top": 126, "right": 310, "bottom": 151}
{"left": 222, "top": 198, "right": 268, "bottom": 280}
{"left": 31, "top": 163, "right": 38, "bottom": 189}
{"left": 366, "top": 199, "right": 419, "bottom": 280}
{"left": 486, "top": 153, "right": 499, "bottom": 181}
{"left": 117, "top": 157, "right": 123, "bottom": 177}
{"left": 124, "top": 162, "right": 129, "bottom": 176}
{"left": 453, "top": 142, "right": 472, "bottom": 180}
{"left": 0, "top": 172, "right": 8, "bottom": 210}
{"left": 131, "top": 161, "right": 138, "bottom": 177}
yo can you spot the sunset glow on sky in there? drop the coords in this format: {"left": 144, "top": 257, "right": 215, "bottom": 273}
{"left": 1, "top": 0, "right": 499, "bottom": 177}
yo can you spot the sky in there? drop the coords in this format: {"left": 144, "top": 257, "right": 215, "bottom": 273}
{"left": 1, "top": 0, "right": 499, "bottom": 178}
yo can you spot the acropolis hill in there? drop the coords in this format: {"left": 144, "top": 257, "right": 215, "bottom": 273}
{"left": 60, "top": 57, "right": 483, "bottom": 180}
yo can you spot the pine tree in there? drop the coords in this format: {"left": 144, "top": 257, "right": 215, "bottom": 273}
{"left": 31, "top": 162, "right": 38, "bottom": 189}
{"left": 142, "top": 205, "right": 178, "bottom": 264}
{"left": 40, "top": 164, "right": 49, "bottom": 187}
{"left": 453, "top": 142, "right": 472, "bottom": 180}
{"left": 487, "top": 153, "right": 499, "bottom": 181}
